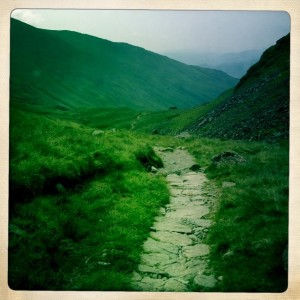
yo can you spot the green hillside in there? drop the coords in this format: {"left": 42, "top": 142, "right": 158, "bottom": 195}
{"left": 10, "top": 19, "right": 237, "bottom": 111}
{"left": 184, "top": 34, "right": 290, "bottom": 141}
{"left": 128, "top": 34, "right": 289, "bottom": 142}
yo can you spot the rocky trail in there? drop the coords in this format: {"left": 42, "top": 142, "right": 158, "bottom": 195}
{"left": 131, "top": 146, "right": 218, "bottom": 292}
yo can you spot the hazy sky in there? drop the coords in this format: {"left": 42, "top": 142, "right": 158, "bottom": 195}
{"left": 11, "top": 9, "right": 290, "bottom": 54}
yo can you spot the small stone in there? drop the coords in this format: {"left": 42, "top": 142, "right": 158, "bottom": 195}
{"left": 222, "top": 181, "right": 236, "bottom": 188}
{"left": 218, "top": 276, "right": 223, "bottom": 281}
{"left": 132, "top": 271, "right": 142, "bottom": 282}
{"left": 92, "top": 129, "right": 104, "bottom": 135}
{"left": 161, "top": 147, "right": 174, "bottom": 152}
{"left": 151, "top": 166, "right": 158, "bottom": 173}
{"left": 194, "top": 274, "right": 217, "bottom": 288}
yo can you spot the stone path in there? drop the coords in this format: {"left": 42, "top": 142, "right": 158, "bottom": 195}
{"left": 131, "top": 146, "right": 217, "bottom": 292}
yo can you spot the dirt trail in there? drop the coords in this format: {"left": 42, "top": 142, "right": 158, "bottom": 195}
{"left": 131, "top": 146, "right": 217, "bottom": 291}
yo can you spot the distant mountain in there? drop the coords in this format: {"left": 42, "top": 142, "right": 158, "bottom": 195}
{"left": 183, "top": 33, "right": 290, "bottom": 141}
{"left": 164, "top": 49, "right": 264, "bottom": 78}
{"left": 10, "top": 19, "right": 238, "bottom": 111}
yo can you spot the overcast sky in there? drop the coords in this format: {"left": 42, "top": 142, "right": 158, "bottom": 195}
{"left": 11, "top": 9, "right": 290, "bottom": 54}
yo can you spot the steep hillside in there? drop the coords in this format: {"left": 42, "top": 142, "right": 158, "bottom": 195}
{"left": 184, "top": 34, "right": 290, "bottom": 141}
{"left": 10, "top": 19, "right": 238, "bottom": 111}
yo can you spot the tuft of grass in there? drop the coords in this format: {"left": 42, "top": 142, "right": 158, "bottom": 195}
{"left": 135, "top": 145, "right": 164, "bottom": 171}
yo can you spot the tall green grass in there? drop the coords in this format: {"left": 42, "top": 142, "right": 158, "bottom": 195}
{"left": 9, "top": 108, "right": 169, "bottom": 290}
{"left": 9, "top": 106, "right": 288, "bottom": 292}
{"left": 182, "top": 137, "right": 288, "bottom": 292}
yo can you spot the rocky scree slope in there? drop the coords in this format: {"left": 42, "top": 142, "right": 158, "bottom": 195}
{"left": 184, "top": 33, "right": 290, "bottom": 142}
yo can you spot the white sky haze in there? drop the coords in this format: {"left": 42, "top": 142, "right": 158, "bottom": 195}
{"left": 11, "top": 9, "right": 290, "bottom": 54}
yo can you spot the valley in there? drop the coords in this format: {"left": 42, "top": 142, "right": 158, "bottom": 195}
{"left": 8, "top": 18, "right": 289, "bottom": 293}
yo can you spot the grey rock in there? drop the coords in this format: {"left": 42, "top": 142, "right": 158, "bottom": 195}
{"left": 183, "top": 244, "right": 210, "bottom": 258}
{"left": 222, "top": 181, "right": 236, "bottom": 188}
{"left": 140, "top": 253, "right": 170, "bottom": 267}
{"left": 194, "top": 274, "right": 217, "bottom": 288}
{"left": 151, "top": 166, "right": 158, "bottom": 173}
{"left": 150, "top": 231, "right": 193, "bottom": 246}
{"left": 141, "top": 276, "right": 167, "bottom": 290}
{"left": 132, "top": 271, "right": 142, "bottom": 282}
{"left": 143, "top": 238, "right": 179, "bottom": 255}
{"left": 138, "top": 264, "right": 164, "bottom": 275}
{"left": 92, "top": 129, "right": 104, "bottom": 135}
{"left": 164, "top": 278, "right": 188, "bottom": 291}
{"left": 212, "top": 151, "right": 245, "bottom": 164}
{"left": 161, "top": 147, "right": 174, "bottom": 152}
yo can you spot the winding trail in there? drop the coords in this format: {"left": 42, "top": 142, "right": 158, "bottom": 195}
{"left": 131, "top": 146, "right": 218, "bottom": 291}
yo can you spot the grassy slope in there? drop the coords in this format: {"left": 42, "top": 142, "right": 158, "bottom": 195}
{"left": 10, "top": 18, "right": 238, "bottom": 111}
{"left": 9, "top": 105, "right": 288, "bottom": 292}
{"left": 132, "top": 89, "right": 233, "bottom": 135}
{"left": 184, "top": 137, "right": 288, "bottom": 292}
{"left": 124, "top": 34, "right": 289, "bottom": 141}
{"left": 184, "top": 34, "right": 290, "bottom": 141}
{"left": 9, "top": 107, "right": 169, "bottom": 290}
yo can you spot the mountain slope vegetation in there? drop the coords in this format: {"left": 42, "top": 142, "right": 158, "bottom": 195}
{"left": 184, "top": 33, "right": 290, "bottom": 141}
{"left": 130, "top": 34, "right": 289, "bottom": 142}
{"left": 10, "top": 18, "right": 237, "bottom": 111}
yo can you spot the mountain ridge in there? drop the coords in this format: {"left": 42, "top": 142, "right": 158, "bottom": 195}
{"left": 163, "top": 49, "right": 264, "bottom": 78}
{"left": 10, "top": 18, "right": 238, "bottom": 111}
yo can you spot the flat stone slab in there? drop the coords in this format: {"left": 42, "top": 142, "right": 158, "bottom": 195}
{"left": 164, "top": 278, "right": 188, "bottom": 292}
{"left": 150, "top": 231, "right": 193, "bottom": 246}
{"left": 143, "top": 238, "right": 179, "bottom": 255}
{"left": 152, "top": 220, "right": 193, "bottom": 234}
{"left": 193, "top": 219, "right": 212, "bottom": 227}
{"left": 169, "top": 196, "right": 192, "bottom": 206}
{"left": 183, "top": 244, "right": 210, "bottom": 259}
{"left": 194, "top": 274, "right": 217, "bottom": 288}
{"left": 141, "top": 276, "right": 168, "bottom": 290}
{"left": 132, "top": 271, "right": 142, "bottom": 282}
{"left": 166, "top": 205, "right": 209, "bottom": 220}
{"left": 185, "top": 258, "right": 208, "bottom": 270}
{"left": 140, "top": 253, "right": 171, "bottom": 267}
